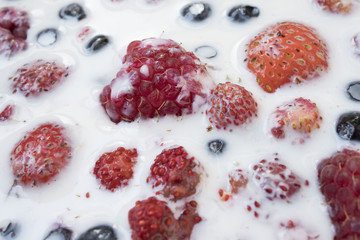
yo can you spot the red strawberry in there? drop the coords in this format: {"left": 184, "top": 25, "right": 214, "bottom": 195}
{"left": 93, "top": 147, "right": 138, "bottom": 191}
{"left": 206, "top": 82, "right": 258, "bottom": 130}
{"left": 9, "top": 59, "right": 70, "bottom": 97}
{"left": 10, "top": 123, "right": 72, "bottom": 185}
{"left": 0, "top": 104, "right": 14, "bottom": 121}
{"left": 147, "top": 146, "right": 200, "bottom": 201}
{"left": 316, "top": 0, "right": 353, "bottom": 14}
{"left": 269, "top": 98, "right": 322, "bottom": 139}
{"left": 128, "top": 196, "right": 201, "bottom": 240}
{"left": 99, "top": 38, "right": 213, "bottom": 123}
{"left": 318, "top": 149, "right": 360, "bottom": 239}
{"left": 253, "top": 154, "right": 303, "bottom": 200}
{"left": 246, "top": 21, "right": 328, "bottom": 93}
{"left": 0, "top": 7, "right": 30, "bottom": 57}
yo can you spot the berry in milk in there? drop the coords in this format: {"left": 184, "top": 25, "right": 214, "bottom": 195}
{"left": 0, "top": 0, "right": 360, "bottom": 239}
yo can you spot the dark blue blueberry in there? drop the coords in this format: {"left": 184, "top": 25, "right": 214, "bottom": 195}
{"left": 336, "top": 112, "right": 360, "bottom": 141}
{"left": 77, "top": 225, "right": 117, "bottom": 240}
{"left": 59, "top": 3, "right": 86, "bottom": 21}
{"left": 44, "top": 226, "right": 72, "bottom": 240}
{"left": 1, "top": 222, "right": 19, "bottom": 238}
{"left": 227, "top": 5, "right": 260, "bottom": 22}
{"left": 181, "top": 2, "right": 212, "bottom": 22}
{"left": 347, "top": 81, "right": 360, "bottom": 101}
{"left": 37, "top": 28, "right": 58, "bottom": 47}
{"left": 208, "top": 139, "right": 226, "bottom": 154}
{"left": 194, "top": 45, "right": 217, "bottom": 59}
{"left": 86, "top": 35, "right": 110, "bottom": 53}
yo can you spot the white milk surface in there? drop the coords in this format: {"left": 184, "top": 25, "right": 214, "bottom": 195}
{"left": 1, "top": 0, "right": 360, "bottom": 239}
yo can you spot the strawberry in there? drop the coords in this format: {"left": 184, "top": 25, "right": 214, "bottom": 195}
{"left": 10, "top": 123, "right": 72, "bottom": 185}
{"left": 128, "top": 196, "right": 201, "bottom": 240}
{"left": 269, "top": 98, "right": 322, "bottom": 139}
{"left": 147, "top": 146, "right": 200, "bottom": 201}
{"left": 0, "top": 104, "right": 14, "bottom": 121}
{"left": 253, "top": 154, "right": 303, "bottom": 200}
{"left": 206, "top": 82, "right": 258, "bottom": 130}
{"left": 316, "top": 0, "right": 353, "bottom": 14}
{"left": 93, "top": 147, "right": 137, "bottom": 191}
{"left": 0, "top": 7, "right": 30, "bottom": 57}
{"left": 9, "top": 59, "right": 70, "bottom": 97}
{"left": 99, "top": 38, "right": 213, "bottom": 123}
{"left": 318, "top": 149, "right": 360, "bottom": 239}
{"left": 246, "top": 21, "right": 328, "bottom": 93}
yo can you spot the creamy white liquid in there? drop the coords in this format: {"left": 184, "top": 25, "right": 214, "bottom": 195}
{"left": 1, "top": 0, "right": 360, "bottom": 239}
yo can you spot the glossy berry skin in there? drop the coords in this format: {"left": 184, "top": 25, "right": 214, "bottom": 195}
{"left": 253, "top": 155, "right": 302, "bottom": 200}
{"left": 0, "top": 105, "right": 14, "bottom": 121}
{"left": 316, "top": 0, "right": 353, "bottom": 14}
{"left": 269, "top": 98, "right": 322, "bottom": 139}
{"left": 100, "top": 38, "right": 211, "bottom": 123}
{"left": 318, "top": 149, "right": 360, "bottom": 239}
{"left": 181, "top": 2, "right": 212, "bottom": 22}
{"left": 347, "top": 81, "right": 360, "bottom": 101}
{"left": 10, "top": 123, "right": 72, "bottom": 186}
{"left": 59, "top": 3, "right": 86, "bottom": 21}
{"left": 9, "top": 59, "right": 70, "bottom": 97}
{"left": 208, "top": 139, "right": 226, "bottom": 154}
{"left": 206, "top": 82, "right": 258, "bottom": 130}
{"left": 247, "top": 21, "right": 328, "bottom": 93}
{"left": 0, "top": 7, "right": 30, "bottom": 57}
{"left": 93, "top": 147, "right": 138, "bottom": 191}
{"left": 128, "top": 197, "right": 201, "bottom": 240}
{"left": 147, "top": 146, "right": 200, "bottom": 201}
{"left": 86, "top": 35, "right": 109, "bottom": 53}
{"left": 336, "top": 112, "right": 360, "bottom": 141}
{"left": 44, "top": 226, "right": 72, "bottom": 240}
{"left": 77, "top": 225, "right": 117, "bottom": 240}
{"left": 227, "top": 5, "right": 260, "bottom": 22}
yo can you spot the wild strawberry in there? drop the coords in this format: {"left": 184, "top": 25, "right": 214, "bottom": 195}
{"left": 128, "top": 196, "right": 201, "bottom": 240}
{"left": 0, "top": 7, "right": 30, "bottom": 57}
{"left": 10, "top": 123, "right": 72, "bottom": 185}
{"left": 93, "top": 147, "right": 138, "bottom": 191}
{"left": 147, "top": 146, "right": 200, "bottom": 201}
{"left": 206, "top": 82, "right": 258, "bottom": 130}
{"left": 253, "top": 154, "right": 303, "bottom": 200}
{"left": 0, "top": 104, "right": 14, "bottom": 121}
{"left": 316, "top": 0, "right": 353, "bottom": 14}
{"left": 269, "top": 98, "right": 322, "bottom": 139}
{"left": 318, "top": 149, "right": 360, "bottom": 239}
{"left": 246, "top": 21, "right": 328, "bottom": 93}
{"left": 9, "top": 59, "right": 70, "bottom": 97}
{"left": 99, "top": 38, "right": 213, "bottom": 123}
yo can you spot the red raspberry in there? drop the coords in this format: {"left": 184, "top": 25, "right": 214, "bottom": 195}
{"left": 269, "top": 98, "right": 322, "bottom": 139}
{"left": 9, "top": 59, "right": 70, "bottom": 97}
{"left": 128, "top": 196, "right": 201, "bottom": 240}
{"left": 316, "top": 0, "right": 353, "bottom": 14}
{"left": 99, "top": 38, "right": 213, "bottom": 123}
{"left": 93, "top": 147, "right": 137, "bottom": 191}
{"left": 0, "top": 104, "right": 14, "bottom": 121}
{"left": 247, "top": 21, "right": 328, "bottom": 93}
{"left": 147, "top": 146, "right": 200, "bottom": 201}
{"left": 10, "top": 123, "right": 72, "bottom": 185}
{"left": 318, "top": 149, "right": 360, "bottom": 239}
{"left": 206, "top": 82, "right": 258, "bottom": 130}
{"left": 0, "top": 7, "right": 30, "bottom": 57}
{"left": 253, "top": 155, "right": 303, "bottom": 200}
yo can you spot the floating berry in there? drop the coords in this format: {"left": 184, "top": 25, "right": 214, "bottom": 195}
{"left": 77, "top": 225, "right": 117, "bottom": 240}
{"left": 347, "top": 81, "right": 360, "bottom": 101}
{"left": 181, "top": 2, "right": 212, "bottom": 22}
{"left": 86, "top": 35, "right": 109, "bottom": 53}
{"left": 336, "top": 112, "right": 360, "bottom": 141}
{"left": 44, "top": 226, "right": 72, "bottom": 240}
{"left": 208, "top": 139, "right": 226, "bottom": 154}
{"left": 59, "top": 3, "right": 86, "bottom": 21}
{"left": 227, "top": 5, "right": 260, "bottom": 23}
{"left": 0, "top": 105, "right": 14, "bottom": 121}
{"left": 37, "top": 28, "right": 58, "bottom": 47}
{"left": 315, "top": 0, "right": 353, "bottom": 14}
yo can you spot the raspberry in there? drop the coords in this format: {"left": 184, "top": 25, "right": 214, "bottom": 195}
{"left": 0, "top": 7, "right": 30, "bottom": 57}
{"left": 93, "top": 147, "right": 138, "bottom": 191}
{"left": 10, "top": 123, "right": 72, "bottom": 185}
{"left": 247, "top": 21, "right": 328, "bottom": 93}
{"left": 318, "top": 149, "right": 360, "bottom": 239}
{"left": 206, "top": 82, "right": 258, "bottom": 130}
{"left": 147, "top": 146, "right": 200, "bottom": 201}
{"left": 9, "top": 59, "right": 70, "bottom": 97}
{"left": 316, "top": 0, "right": 353, "bottom": 14}
{"left": 99, "top": 38, "right": 213, "bottom": 123}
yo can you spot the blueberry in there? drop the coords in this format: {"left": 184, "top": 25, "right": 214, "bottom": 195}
{"left": 208, "top": 139, "right": 226, "bottom": 154}
{"left": 227, "top": 5, "right": 260, "bottom": 22}
{"left": 44, "top": 227, "right": 72, "bottom": 240}
{"left": 86, "top": 35, "right": 110, "bottom": 53}
{"left": 59, "top": 3, "right": 86, "bottom": 21}
{"left": 1, "top": 222, "right": 19, "bottom": 238}
{"left": 77, "top": 225, "right": 117, "bottom": 240}
{"left": 37, "top": 28, "right": 58, "bottom": 47}
{"left": 181, "top": 2, "right": 212, "bottom": 22}
{"left": 347, "top": 81, "right": 360, "bottom": 101}
{"left": 336, "top": 112, "right": 360, "bottom": 141}
{"left": 194, "top": 45, "right": 217, "bottom": 59}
